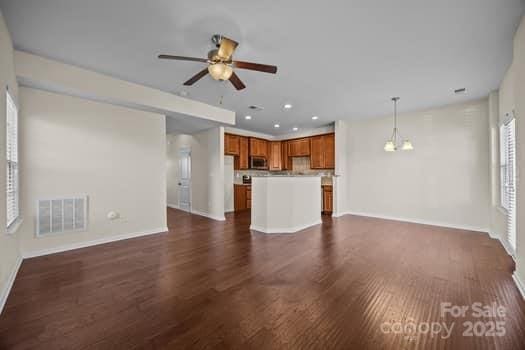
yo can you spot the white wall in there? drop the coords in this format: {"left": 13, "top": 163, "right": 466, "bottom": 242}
{"left": 0, "top": 10, "right": 21, "bottom": 313}
{"left": 166, "top": 128, "right": 225, "bottom": 220}
{"left": 494, "top": 15, "right": 525, "bottom": 293}
{"left": 18, "top": 87, "right": 167, "bottom": 256}
{"left": 490, "top": 58, "right": 518, "bottom": 254}
{"left": 224, "top": 156, "right": 234, "bottom": 213}
{"left": 250, "top": 176, "right": 321, "bottom": 233}
{"left": 341, "top": 99, "right": 490, "bottom": 231}
{"left": 333, "top": 120, "right": 349, "bottom": 217}
{"left": 224, "top": 125, "right": 335, "bottom": 141}
{"left": 487, "top": 92, "right": 507, "bottom": 243}
{"left": 15, "top": 51, "right": 235, "bottom": 126}
{"left": 510, "top": 16, "right": 525, "bottom": 290}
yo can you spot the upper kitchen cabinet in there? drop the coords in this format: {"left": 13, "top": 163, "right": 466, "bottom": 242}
{"left": 310, "top": 133, "right": 335, "bottom": 169}
{"left": 281, "top": 141, "right": 292, "bottom": 170}
{"left": 288, "top": 138, "right": 310, "bottom": 157}
{"left": 238, "top": 136, "right": 249, "bottom": 169}
{"left": 310, "top": 135, "right": 324, "bottom": 168}
{"left": 249, "top": 137, "right": 268, "bottom": 158}
{"left": 324, "top": 133, "right": 335, "bottom": 168}
{"left": 225, "top": 133, "right": 240, "bottom": 155}
{"left": 269, "top": 141, "right": 282, "bottom": 171}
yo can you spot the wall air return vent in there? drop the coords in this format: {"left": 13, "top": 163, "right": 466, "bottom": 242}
{"left": 36, "top": 196, "right": 88, "bottom": 236}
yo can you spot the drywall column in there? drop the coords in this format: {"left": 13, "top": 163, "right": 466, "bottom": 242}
{"left": 189, "top": 127, "right": 225, "bottom": 220}
{"left": 333, "top": 120, "right": 348, "bottom": 216}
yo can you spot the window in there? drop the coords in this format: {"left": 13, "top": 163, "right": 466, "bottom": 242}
{"left": 499, "top": 115, "right": 516, "bottom": 251}
{"left": 6, "top": 90, "right": 19, "bottom": 231}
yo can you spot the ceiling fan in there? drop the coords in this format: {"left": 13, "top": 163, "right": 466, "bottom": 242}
{"left": 158, "top": 34, "right": 277, "bottom": 90}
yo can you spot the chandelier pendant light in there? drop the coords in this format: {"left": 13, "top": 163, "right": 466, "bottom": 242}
{"left": 384, "top": 97, "right": 414, "bottom": 152}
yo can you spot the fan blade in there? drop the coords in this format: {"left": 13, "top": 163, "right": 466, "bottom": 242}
{"left": 229, "top": 72, "right": 246, "bottom": 90}
{"left": 158, "top": 54, "right": 208, "bottom": 63}
{"left": 217, "top": 37, "right": 238, "bottom": 60}
{"left": 183, "top": 68, "right": 209, "bottom": 86}
{"left": 233, "top": 61, "right": 277, "bottom": 74}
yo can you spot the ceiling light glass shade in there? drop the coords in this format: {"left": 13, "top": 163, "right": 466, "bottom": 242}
{"left": 384, "top": 140, "right": 396, "bottom": 152}
{"left": 401, "top": 140, "right": 414, "bottom": 150}
{"left": 208, "top": 63, "right": 233, "bottom": 80}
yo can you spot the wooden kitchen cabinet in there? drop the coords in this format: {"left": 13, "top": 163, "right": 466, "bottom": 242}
{"left": 269, "top": 141, "right": 282, "bottom": 171}
{"left": 225, "top": 133, "right": 240, "bottom": 156}
{"left": 310, "top": 135, "right": 324, "bottom": 168}
{"left": 227, "top": 132, "right": 334, "bottom": 170}
{"left": 246, "top": 186, "right": 251, "bottom": 209}
{"left": 288, "top": 138, "right": 310, "bottom": 157}
{"left": 249, "top": 138, "right": 268, "bottom": 158}
{"left": 322, "top": 185, "right": 333, "bottom": 214}
{"left": 238, "top": 136, "right": 249, "bottom": 169}
{"left": 324, "top": 133, "right": 335, "bottom": 168}
{"left": 310, "top": 133, "right": 335, "bottom": 169}
{"left": 234, "top": 184, "right": 251, "bottom": 211}
{"left": 281, "top": 141, "right": 292, "bottom": 170}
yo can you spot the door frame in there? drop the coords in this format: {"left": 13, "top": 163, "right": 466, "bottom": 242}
{"left": 178, "top": 147, "right": 192, "bottom": 213}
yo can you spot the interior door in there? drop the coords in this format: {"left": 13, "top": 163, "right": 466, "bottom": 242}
{"left": 178, "top": 148, "right": 191, "bottom": 212}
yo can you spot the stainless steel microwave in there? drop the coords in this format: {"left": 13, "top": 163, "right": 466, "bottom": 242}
{"left": 250, "top": 157, "right": 267, "bottom": 169}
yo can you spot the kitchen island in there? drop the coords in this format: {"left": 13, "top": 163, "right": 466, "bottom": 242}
{"left": 250, "top": 175, "right": 322, "bottom": 233}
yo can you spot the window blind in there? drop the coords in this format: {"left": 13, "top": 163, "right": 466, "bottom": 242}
{"left": 6, "top": 90, "right": 19, "bottom": 230}
{"left": 499, "top": 117, "right": 516, "bottom": 251}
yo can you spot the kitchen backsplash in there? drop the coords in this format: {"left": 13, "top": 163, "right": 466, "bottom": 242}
{"left": 233, "top": 156, "right": 334, "bottom": 184}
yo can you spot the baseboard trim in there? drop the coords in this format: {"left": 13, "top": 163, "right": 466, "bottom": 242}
{"left": 250, "top": 220, "right": 322, "bottom": 234}
{"left": 339, "top": 211, "right": 489, "bottom": 233}
{"left": 497, "top": 237, "right": 516, "bottom": 260}
{"left": 512, "top": 273, "right": 525, "bottom": 299}
{"left": 487, "top": 230, "right": 499, "bottom": 239}
{"left": 168, "top": 205, "right": 225, "bottom": 221}
{"left": 190, "top": 209, "right": 225, "bottom": 221}
{"left": 0, "top": 254, "right": 23, "bottom": 315}
{"left": 23, "top": 227, "right": 169, "bottom": 259}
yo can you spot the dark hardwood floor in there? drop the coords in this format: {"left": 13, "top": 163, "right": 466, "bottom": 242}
{"left": 0, "top": 208, "right": 524, "bottom": 349}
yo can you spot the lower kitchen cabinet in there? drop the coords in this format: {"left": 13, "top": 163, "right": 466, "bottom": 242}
{"left": 234, "top": 184, "right": 251, "bottom": 211}
{"left": 322, "top": 185, "right": 333, "bottom": 214}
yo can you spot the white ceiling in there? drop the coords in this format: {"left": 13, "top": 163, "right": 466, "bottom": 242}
{"left": 1, "top": 0, "right": 523, "bottom": 135}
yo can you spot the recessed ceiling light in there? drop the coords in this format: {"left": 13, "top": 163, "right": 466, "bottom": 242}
{"left": 292, "top": 127, "right": 298, "bottom": 131}
{"left": 284, "top": 103, "right": 293, "bottom": 109}
{"left": 274, "top": 124, "right": 280, "bottom": 128}
{"left": 312, "top": 116, "right": 319, "bottom": 120}
{"left": 245, "top": 115, "right": 252, "bottom": 120}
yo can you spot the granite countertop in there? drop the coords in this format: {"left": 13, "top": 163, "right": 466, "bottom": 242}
{"left": 250, "top": 174, "right": 323, "bottom": 177}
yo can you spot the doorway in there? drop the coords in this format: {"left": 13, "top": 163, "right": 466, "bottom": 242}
{"left": 178, "top": 148, "right": 191, "bottom": 212}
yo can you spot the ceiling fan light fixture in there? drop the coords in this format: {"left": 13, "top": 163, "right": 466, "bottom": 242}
{"left": 208, "top": 63, "right": 233, "bottom": 81}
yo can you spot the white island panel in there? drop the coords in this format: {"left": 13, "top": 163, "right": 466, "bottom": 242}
{"left": 250, "top": 176, "right": 322, "bottom": 233}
